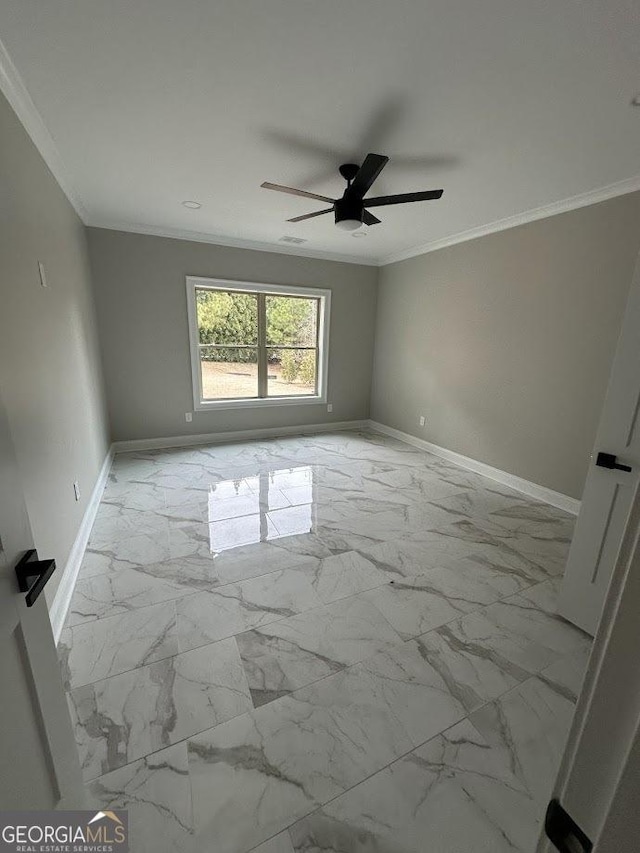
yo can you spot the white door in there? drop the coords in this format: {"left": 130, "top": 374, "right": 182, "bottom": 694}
{"left": 558, "top": 250, "right": 640, "bottom": 635}
{"left": 538, "top": 477, "right": 640, "bottom": 852}
{"left": 0, "top": 389, "right": 83, "bottom": 809}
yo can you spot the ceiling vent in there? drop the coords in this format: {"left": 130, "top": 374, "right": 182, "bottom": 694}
{"left": 278, "top": 235, "right": 307, "bottom": 244}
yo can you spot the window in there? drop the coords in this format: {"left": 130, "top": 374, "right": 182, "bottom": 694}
{"left": 186, "top": 277, "right": 330, "bottom": 409}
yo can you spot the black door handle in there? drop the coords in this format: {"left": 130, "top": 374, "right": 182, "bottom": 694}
{"left": 595, "top": 452, "right": 632, "bottom": 473}
{"left": 545, "top": 799, "right": 592, "bottom": 852}
{"left": 15, "top": 549, "right": 56, "bottom": 607}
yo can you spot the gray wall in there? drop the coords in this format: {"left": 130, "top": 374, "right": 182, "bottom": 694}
{"left": 0, "top": 91, "right": 110, "bottom": 604}
{"left": 87, "top": 228, "right": 378, "bottom": 442}
{"left": 371, "top": 192, "right": 640, "bottom": 499}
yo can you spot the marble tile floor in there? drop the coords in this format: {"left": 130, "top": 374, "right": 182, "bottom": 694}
{"left": 58, "top": 429, "right": 591, "bottom": 852}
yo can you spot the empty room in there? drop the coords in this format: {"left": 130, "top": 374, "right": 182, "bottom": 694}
{"left": 1, "top": 2, "right": 640, "bottom": 852}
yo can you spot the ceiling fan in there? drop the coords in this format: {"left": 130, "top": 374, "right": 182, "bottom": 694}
{"left": 261, "top": 153, "right": 443, "bottom": 231}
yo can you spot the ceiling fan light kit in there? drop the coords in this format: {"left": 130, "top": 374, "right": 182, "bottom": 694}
{"left": 261, "top": 153, "right": 444, "bottom": 231}
{"left": 334, "top": 189, "right": 365, "bottom": 230}
{"left": 336, "top": 218, "right": 362, "bottom": 231}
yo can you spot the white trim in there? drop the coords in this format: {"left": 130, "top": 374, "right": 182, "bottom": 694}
{"left": 87, "top": 173, "right": 640, "bottom": 269}
{"left": 368, "top": 419, "right": 581, "bottom": 515}
{"left": 112, "top": 420, "right": 367, "bottom": 454}
{"left": 194, "top": 396, "right": 327, "bottom": 411}
{"left": 187, "top": 276, "right": 333, "bottom": 300}
{"left": 89, "top": 221, "right": 376, "bottom": 267}
{"left": 4, "top": 23, "right": 638, "bottom": 272}
{"left": 0, "top": 35, "right": 87, "bottom": 222}
{"left": 382, "top": 175, "right": 640, "bottom": 265}
{"left": 48, "top": 446, "right": 114, "bottom": 642}
{"left": 186, "top": 276, "right": 331, "bottom": 411}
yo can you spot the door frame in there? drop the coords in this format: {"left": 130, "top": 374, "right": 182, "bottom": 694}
{"left": 538, "top": 478, "right": 640, "bottom": 850}
{"left": 0, "top": 387, "right": 84, "bottom": 809}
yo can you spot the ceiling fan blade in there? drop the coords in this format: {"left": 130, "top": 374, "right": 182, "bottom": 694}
{"left": 348, "top": 153, "right": 389, "bottom": 197}
{"left": 287, "top": 207, "right": 334, "bottom": 223}
{"left": 261, "top": 182, "right": 334, "bottom": 204}
{"left": 362, "top": 210, "right": 381, "bottom": 226}
{"left": 364, "top": 189, "right": 444, "bottom": 208}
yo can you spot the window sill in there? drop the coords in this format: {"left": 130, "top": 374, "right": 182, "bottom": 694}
{"left": 194, "top": 395, "right": 327, "bottom": 412}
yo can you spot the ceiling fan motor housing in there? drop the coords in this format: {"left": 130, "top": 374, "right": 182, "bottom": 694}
{"left": 334, "top": 194, "right": 364, "bottom": 226}
{"left": 338, "top": 163, "right": 360, "bottom": 183}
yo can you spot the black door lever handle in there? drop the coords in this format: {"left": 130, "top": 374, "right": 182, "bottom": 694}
{"left": 15, "top": 549, "right": 56, "bottom": 607}
{"left": 545, "top": 799, "right": 592, "bottom": 852}
{"left": 595, "top": 452, "right": 632, "bottom": 473}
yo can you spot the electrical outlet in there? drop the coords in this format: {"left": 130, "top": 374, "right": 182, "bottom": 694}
{"left": 419, "top": 416, "right": 426, "bottom": 427}
{"left": 185, "top": 412, "right": 193, "bottom": 422}
{"left": 327, "top": 403, "right": 333, "bottom": 413}
{"left": 38, "top": 261, "right": 48, "bottom": 288}
{"left": 73, "top": 480, "right": 81, "bottom": 502}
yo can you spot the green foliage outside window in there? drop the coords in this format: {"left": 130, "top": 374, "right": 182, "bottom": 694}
{"left": 279, "top": 351, "right": 317, "bottom": 385}
{"left": 266, "top": 296, "right": 316, "bottom": 348}
{"left": 197, "top": 290, "right": 257, "bottom": 363}
{"left": 197, "top": 290, "right": 318, "bottom": 383}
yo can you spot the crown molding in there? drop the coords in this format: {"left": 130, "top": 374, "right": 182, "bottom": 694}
{"left": 0, "top": 35, "right": 87, "bottom": 221}
{"left": 88, "top": 172, "right": 640, "bottom": 269}
{"left": 3, "top": 31, "right": 639, "bottom": 269}
{"left": 87, "top": 219, "right": 379, "bottom": 266}
{"left": 382, "top": 175, "right": 640, "bottom": 265}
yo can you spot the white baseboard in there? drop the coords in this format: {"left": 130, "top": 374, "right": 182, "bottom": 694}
{"left": 368, "top": 420, "right": 581, "bottom": 515}
{"left": 112, "top": 420, "right": 368, "bottom": 454}
{"left": 45, "top": 420, "right": 578, "bottom": 644}
{"left": 49, "top": 445, "right": 114, "bottom": 642}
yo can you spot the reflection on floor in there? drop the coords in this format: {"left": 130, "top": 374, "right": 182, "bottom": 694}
{"left": 58, "top": 430, "right": 590, "bottom": 853}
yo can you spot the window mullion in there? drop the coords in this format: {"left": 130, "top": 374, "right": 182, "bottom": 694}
{"left": 257, "top": 293, "right": 268, "bottom": 398}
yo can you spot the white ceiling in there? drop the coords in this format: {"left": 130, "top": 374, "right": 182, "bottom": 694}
{"left": 1, "top": 0, "right": 639, "bottom": 265}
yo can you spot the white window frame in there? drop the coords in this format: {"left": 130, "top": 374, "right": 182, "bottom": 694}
{"left": 186, "top": 276, "right": 331, "bottom": 411}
